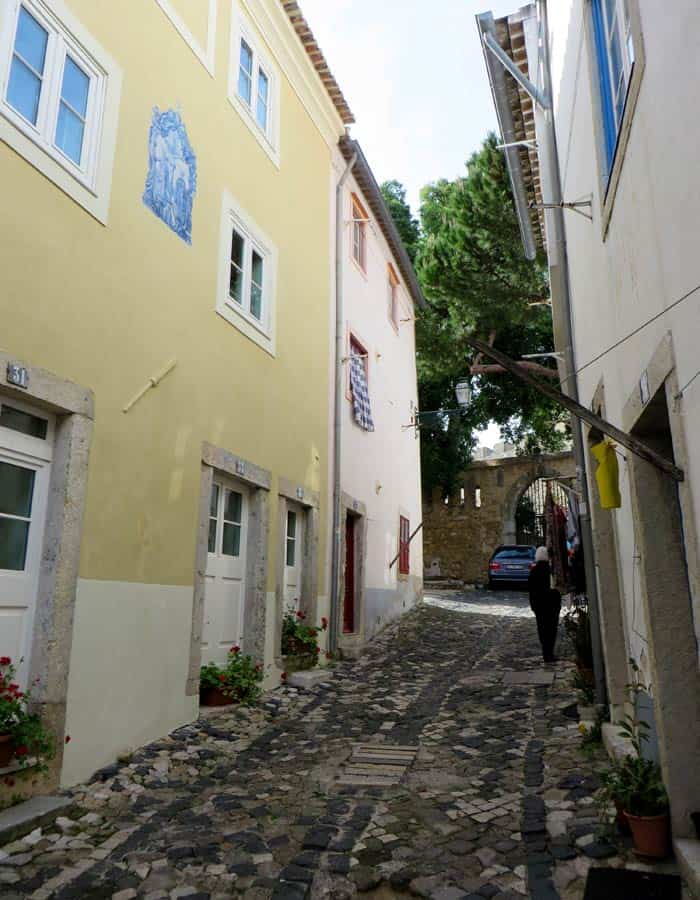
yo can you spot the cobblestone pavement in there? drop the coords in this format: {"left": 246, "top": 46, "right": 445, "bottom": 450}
{"left": 0, "top": 591, "right": 686, "bottom": 899}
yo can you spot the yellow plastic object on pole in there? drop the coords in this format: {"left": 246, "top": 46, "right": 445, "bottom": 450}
{"left": 591, "top": 440, "right": 622, "bottom": 509}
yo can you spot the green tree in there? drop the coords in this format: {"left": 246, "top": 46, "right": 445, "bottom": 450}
{"left": 380, "top": 180, "right": 420, "bottom": 264}
{"left": 414, "top": 133, "right": 568, "bottom": 496}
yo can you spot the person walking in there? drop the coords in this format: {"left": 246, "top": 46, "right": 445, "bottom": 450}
{"left": 528, "top": 546, "right": 561, "bottom": 663}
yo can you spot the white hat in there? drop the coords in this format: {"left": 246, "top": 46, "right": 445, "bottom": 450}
{"left": 535, "top": 546, "right": 549, "bottom": 562}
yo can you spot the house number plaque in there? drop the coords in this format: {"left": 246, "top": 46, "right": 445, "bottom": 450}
{"left": 6, "top": 363, "right": 28, "bottom": 389}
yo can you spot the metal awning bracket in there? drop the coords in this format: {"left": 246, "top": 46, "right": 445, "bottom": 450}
{"left": 482, "top": 31, "right": 551, "bottom": 110}
{"left": 529, "top": 197, "right": 593, "bottom": 221}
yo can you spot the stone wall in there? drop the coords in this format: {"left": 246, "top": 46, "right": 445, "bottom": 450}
{"left": 423, "top": 452, "right": 576, "bottom": 584}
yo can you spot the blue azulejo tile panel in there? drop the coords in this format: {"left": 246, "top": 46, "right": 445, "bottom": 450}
{"left": 143, "top": 107, "right": 197, "bottom": 245}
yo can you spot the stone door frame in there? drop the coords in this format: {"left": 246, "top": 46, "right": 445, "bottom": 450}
{"left": 187, "top": 442, "right": 270, "bottom": 695}
{"left": 337, "top": 492, "right": 367, "bottom": 658}
{"left": 274, "top": 477, "right": 320, "bottom": 667}
{"left": 621, "top": 331, "right": 700, "bottom": 836}
{"left": 0, "top": 352, "right": 93, "bottom": 790}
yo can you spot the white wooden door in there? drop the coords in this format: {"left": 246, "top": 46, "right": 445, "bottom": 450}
{"left": 202, "top": 477, "right": 248, "bottom": 666}
{"left": 283, "top": 503, "right": 303, "bottom": 610}
{"left": 0, "top": 399, "right": 53, "bottom": 689}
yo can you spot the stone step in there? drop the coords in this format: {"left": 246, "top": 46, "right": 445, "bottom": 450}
{"left": 0, "top": 795, "right": 75, "bottom": 844}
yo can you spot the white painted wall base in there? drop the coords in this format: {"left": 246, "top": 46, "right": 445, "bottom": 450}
{"left": 61, "top": 579, "right": 198, "bottom": 787}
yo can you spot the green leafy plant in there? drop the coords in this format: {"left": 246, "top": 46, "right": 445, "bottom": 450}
{"left": 572, "top": 668, "right": 595, "bottom": 705}
{"left": 562, "top": 606, "right": 593, "bottom": 669}
{"left": 0, "top": 658, "right": 55, "bottom": 772}
{"left": 281, "top": 607, "right": 327, "bottom": 658}
{"left": 578, "top": 718, "right": 603, "bottom": 755}
{"left": 199, "top": 647, "right": 263, "bottom": 706}
{"left": 597, "top": 659, "right": 669, "bottom": 819}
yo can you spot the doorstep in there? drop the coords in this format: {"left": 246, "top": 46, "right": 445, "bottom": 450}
{"left": 288, "top": 669, "right": 331, "bottom": 690}
{"left": 676, "top": 838, "right": 700, "bottom": 899}
{"left": 0, "top": 795, "right": 74, "bottom": 844}
{"left": 602, "top": 721, "right": 634, "bottom": 761}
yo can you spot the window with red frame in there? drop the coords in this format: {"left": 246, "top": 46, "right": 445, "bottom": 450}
{"left": 388, "top": 265, "right": 400, "bottom": 330}
{"left": 351, "top": 195, "right": 367, "bottom": 270}
{"left": 349, "top": 334, "right": 368, "bottom": 387}
{"left": 399, "top": 515, "right": 410, "bottom": 575}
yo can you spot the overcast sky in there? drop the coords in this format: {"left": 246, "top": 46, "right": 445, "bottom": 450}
{"left": 302, "top": 0, "right": 515, "bottom": 446}
{"left": 302, "top": 0, "right": 519, "bottom": 212}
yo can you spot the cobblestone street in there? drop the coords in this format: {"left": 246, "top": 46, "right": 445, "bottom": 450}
{"left": 0, "top": 593, "right": 684, "bottom": 899}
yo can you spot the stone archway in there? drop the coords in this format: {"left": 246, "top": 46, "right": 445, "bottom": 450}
{"left": 502, "top": 466, "right": 571, "bottom": 545}
{"left": 422, "top": 452, "right": 576, "bottom": 584}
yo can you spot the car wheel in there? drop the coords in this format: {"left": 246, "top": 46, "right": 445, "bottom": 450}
{"left": 488, "top": 579, "right": 494, "bottom": 590}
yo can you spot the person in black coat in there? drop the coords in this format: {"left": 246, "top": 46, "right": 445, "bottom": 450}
{"left": 528, "top": 546, "right": 561, "bottom": 663}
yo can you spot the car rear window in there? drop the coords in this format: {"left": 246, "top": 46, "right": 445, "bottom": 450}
{"left": 494, "top": 548, "right": 534, "bottom": 560}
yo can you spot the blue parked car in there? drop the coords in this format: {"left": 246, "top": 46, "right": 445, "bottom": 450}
{"left": 488, "top": 545, "right": 536, "bottom": 589}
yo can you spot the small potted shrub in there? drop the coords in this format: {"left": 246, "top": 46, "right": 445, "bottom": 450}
{"left": 563, "top": 607, "right": 594, "bottom": 684}
{"left": 199, "top": 647, "right": 264, "bottom": 707}
{"left": 281, "top": 607, "right": 327, "bottom": 673}
{"left": 0, "top": 658, "right": 55, "bottom": 770}
{"left": 597, "top": 659, "right": 670, "bottom": 856}
{"left": 620, "top": 755, "right": 669, "bottom": 857}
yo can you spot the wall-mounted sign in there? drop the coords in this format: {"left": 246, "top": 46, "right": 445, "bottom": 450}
{"left": 640, "top": 370, "right": 650, "bottom": 405}
{"left": 6, "top": 363, "right": 28, "bottom": 389}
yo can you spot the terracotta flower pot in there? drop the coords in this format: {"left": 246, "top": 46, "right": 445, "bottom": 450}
{"left": 625, "top": 810, "right": 670, "bottom": 858}
{"left": 576, "top": 664, "right": 595, "bottom": 687}
{"left": 0, "top": 734, "right": 15, "bottom": 768}
{"left": 200, "top": 687, "right": 233, "bottom": 707}
{"left": 614, "top": 799, "right": 631, "bottom": 835}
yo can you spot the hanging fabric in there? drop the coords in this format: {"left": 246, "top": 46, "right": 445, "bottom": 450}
{"left": 591, "top": 439, "right": 622, "bottom": 508}
{"left": 349, "top": 354, "right": 375, "bottom": 432}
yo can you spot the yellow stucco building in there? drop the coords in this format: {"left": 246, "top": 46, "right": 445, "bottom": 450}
{"left": 0, "top": 0, "right": 351, "bottom": 788}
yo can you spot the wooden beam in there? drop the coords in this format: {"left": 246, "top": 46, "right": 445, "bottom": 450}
{"left": 466, "top": 337, "right": 685, "bottom": 482}
{"left": 471, "top": 361, "right": 559, "bottom": 379}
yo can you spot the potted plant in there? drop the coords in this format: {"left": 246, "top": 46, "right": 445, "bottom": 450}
{"left": 619, "top": 755, "right": 669, "bottom": 857}
{"left": 281, "top": 608, "right": 327, "bottom": 672}
{"left": 199, "top": 647, "right": 264, "bottom": 707}
{"left": 0, "top": 658, "right": 55, "bottom": 770}
{"left": 597, "top": 659, "right": 670, "bottom": 856}
{"left": 563, "top": 606, "right": 594, "bottom": 683}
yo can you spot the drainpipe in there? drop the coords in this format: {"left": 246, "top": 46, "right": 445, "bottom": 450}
{"left": 329, "top": 149, "right": 358, "bottom": 655}
{"left": 536, "top": 0, "right": 606, "bottom": 705}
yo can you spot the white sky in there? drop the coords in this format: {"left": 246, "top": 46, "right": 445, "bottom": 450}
{"left": 301, "top": 0, "right": 520, "bottom": 212}
{"left": 301, "top": 0, "right": 516, "bottom": 448}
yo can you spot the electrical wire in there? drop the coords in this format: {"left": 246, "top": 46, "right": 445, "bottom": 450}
{"left": 561, "top": 281, "right": 700, "bottom": 385}
{"left": 676, "top": 369, "right": 700, "bottom": 399}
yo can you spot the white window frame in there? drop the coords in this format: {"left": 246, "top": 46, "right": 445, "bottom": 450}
{"left": 155, "top": 0, "right": 217, "bottom": 76}
{"left": 216, "top": 189, "right": 278, "bottom": 356}
{"left": 388, "top": 264, "right": 401, "bottom": 332}
{"left": 228, "top": 2, "right": 280, "bottom": 168}
{"left": 0, "top": 0, "right": 121, "bottom": 223}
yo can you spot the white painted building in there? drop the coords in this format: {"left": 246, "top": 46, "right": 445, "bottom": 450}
{"left": 331, "top": 138, "right": 424, "bottom": 655}
{"left": 479, "top": 0, "right": 700, "bottom": 857}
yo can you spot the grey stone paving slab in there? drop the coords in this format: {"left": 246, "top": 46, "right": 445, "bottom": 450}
{"left": 503, "top": 670, "right": 555, "bottom": 686}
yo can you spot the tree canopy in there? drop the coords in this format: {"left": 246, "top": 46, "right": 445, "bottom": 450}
{"left": 380, "top": 180, "right": 421, "bottom": 264}
{"left": 383, "top": 134, "right": 569, "bottom": 497}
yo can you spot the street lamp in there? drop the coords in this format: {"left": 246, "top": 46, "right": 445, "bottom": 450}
{"left": 403, "top": 378, "right": 472, "bottom": 430}
{"left": 455, "top": 379, "right": 472, "bottom": 408}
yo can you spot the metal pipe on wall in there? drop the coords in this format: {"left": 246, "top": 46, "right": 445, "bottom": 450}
{"left": 536, "top": 0, "right": 607, "bottom": 705}
{"left": 329, "top": 149, "right": 358, "bottom": 655}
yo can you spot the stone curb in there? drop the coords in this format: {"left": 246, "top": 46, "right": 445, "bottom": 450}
{"left": 0, "top": 796, "right": 75, "bottom": 844}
